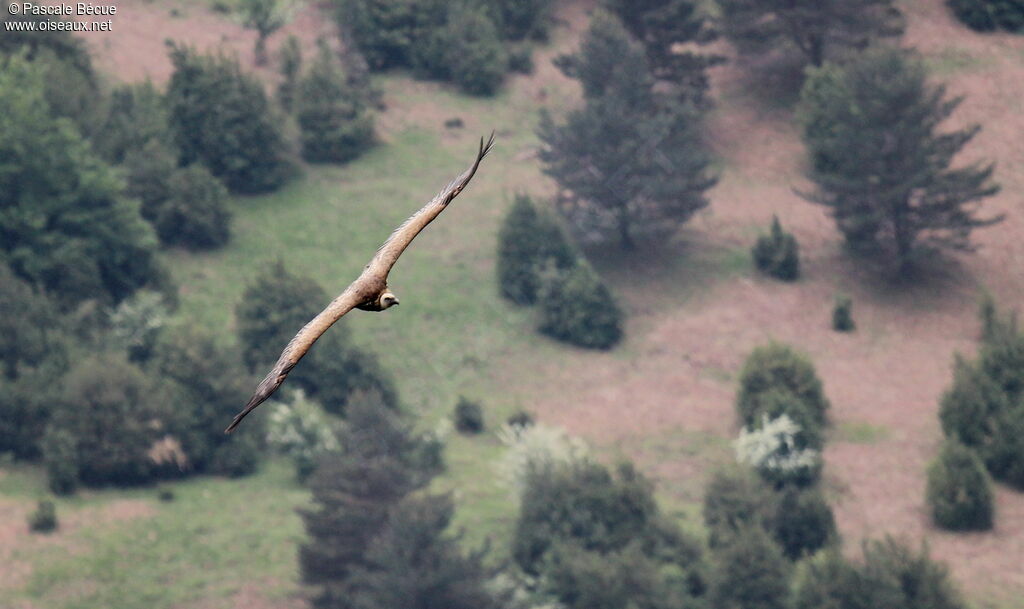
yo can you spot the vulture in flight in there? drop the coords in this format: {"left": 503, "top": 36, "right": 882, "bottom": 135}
{"left": 225, "top": 134, "right": 495, "bottom": 433}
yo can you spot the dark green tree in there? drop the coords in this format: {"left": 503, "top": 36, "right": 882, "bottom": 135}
{"left": 453, "top": 396, "right": 484, "bottom": 434}
{"left": 496, "top": 194, "right": 576, "bottom": 306}
{"left": 44, "top": 354, "right": 175, "bottom": 488}
{"left": 718, "top": 0, "right": 904, "bottom": 68}
{"left": 296, "top": 42, "right": 375, "bottom": 163}
{"left": 166, "top": 44, "right": 292, "bottom": 194}
{"left": 346, "top": 494, "right": 500, "bottom": 609}
{"left": 947, "top": 0, "right": 1024, "bottom": 32}
{"left": 752, "top": 215, "right": 800, "bottom": 281}
{"left": 860, "top": 537, "right": 968, "bottom": 609}
{"left": 793, "top": 550, "right": 901, "bottom": 609}
{"left": 513, "top": 460, "right": 658, "bottom": 575}
{"left": 489, "top": 0, "right": 554, "bottom": 40}
{"left": 298, "top": 391, "right": 443, "bottom": 609}
{"left": 123, "top": 138, "right": 179, "bottom": 224}
{"left": 709, "top": 526, "right": 791, "bottom": 609}
{"left": 236, "top": 261, "right": 329, "bottom": 372}
{"left": 334, "top": 0, "right": 443, "bottom": 70}
{"left": 737, "top": 343, "right": 830, "bottom": 432}
{"left": 0, "top": 266, "right": 69, "bottom": 458}
{"left": 537, "top": 263, "right": 624, "bottom": 350}
{"left": 769, "top": 486, "right": 837, "bottom": 559}
{"left": 440, "top": 7, "right": 508, "bottom": 96}
{"left": 295, "top": 329, "right": 400, "bottom": 415}
{"left": 150, "top": 326, "right": 262, "bottom": 476}
{"left": 156, "top": 164, "right": 232, "bottom": 249}
{"left": 799, "top": 47, "right": 1001, "bottom": 274}
{"left": 93, "top": 82, "right": 174, "bottom": 164}
{"left": 603, "top": 0, "right": 719, "bottom": 104}
{"left": 0, "top": 56, "right": 162, "bottom": 308}
{"left": 545, "top": 540, "right": 706, "bottom": 609}
{"left": 702, "top": 466, "right": 774, "bottom": 548}
{"left": 940, "top": 354, "right": 1024, "bottom": 489}
{"left": 926, "top": 440, "right": 994, "bottom": 531}
{"left": 540, "top": 13, "right": 715, "bottom": 248}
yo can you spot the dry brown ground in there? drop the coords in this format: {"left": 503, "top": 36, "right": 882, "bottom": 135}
{"left": 61, "top": 0, "right": 1024, "bottom": 605}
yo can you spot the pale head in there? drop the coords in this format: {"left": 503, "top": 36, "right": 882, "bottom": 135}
{"left": 379, "top": 290, "right": 400, "bottom": 309}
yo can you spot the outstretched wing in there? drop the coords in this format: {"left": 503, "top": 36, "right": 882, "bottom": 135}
{"left": 225, "top": 283, "right": 367, "bottom": 433}
{"left": 364, "top": 133, "right": 495, "bottom": 280}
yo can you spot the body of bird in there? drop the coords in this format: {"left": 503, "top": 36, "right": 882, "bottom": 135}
{"left": 225, "top": 134, "right": 494, "bottom": 433}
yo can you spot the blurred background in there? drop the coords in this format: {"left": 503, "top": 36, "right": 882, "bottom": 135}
{"left": 1, "top": 1, "right": 1023, "bottom": 608}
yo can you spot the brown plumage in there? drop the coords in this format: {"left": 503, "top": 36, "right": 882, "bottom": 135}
{"left": 225, "top": 134, "right": 495, "bottom": 433}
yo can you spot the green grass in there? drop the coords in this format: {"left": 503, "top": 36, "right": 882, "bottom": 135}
{"left": 2, "top": 460, "right": 307, "bottom": 609}
{"left": 833, "top": 420, "right": 891, "bottom": 444}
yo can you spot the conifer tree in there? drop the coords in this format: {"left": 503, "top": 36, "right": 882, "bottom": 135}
{"left": 603, "top": 0, "right": 720, "bottom": 104}
{"left": 799, "top": 48, "right": 1001, "bottom": 274}
{"left": 496, "top": 194, "right": 576, "bottom": 305}
{"left": 345, "top": 494, "right": 500, "bottom": 609}
{"left": 296, "top": 42, "right": 375, "bottom": 163}
{"left": 540, "top": 12, "right": 715, "bottom": 249}
{"left": 719, "top": 0, "right": 904, "bottom": 68}
{"left": 298, "top": 391, "right": 443, "bottom": 609}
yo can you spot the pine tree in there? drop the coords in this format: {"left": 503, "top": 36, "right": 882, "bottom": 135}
{"left": 603, "top": 0, "right": 720, "bottom": 105}
{"left": 296, "top": 42, "right": 375, "bottom": 163}
{"left": 155, "top": 164, "right": 232, "bottom": 250}
{"left": 718, "top": 0, "right": 904, "bottom": 68}
{"left": 496, "top": 194, "right": 576, "bottom": 306}
{"left": 540, "top": 12, "right": 715, "bottom": 249}
{"left": 799, "top": 47, "right": 1001, "bottom": 274}
{"left": 752, "top": 215, "right": 800, "bottom": 281}
{"left": 298, "top": 392, "right": 443, "bottom": 609}
{"left": 276, "top": 35, "right": 302, "bottom": 112}
{"left": 345, "top": 494, "right": 500, "bottom": 609}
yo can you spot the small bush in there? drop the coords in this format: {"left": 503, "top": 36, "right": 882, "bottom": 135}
{"left": 155, "top": 164, "right": 232, "bottom": 250}
{"left": 28, "top": 500, "right": 58, "bottom": 533}
{"left": 926, "top": 441, "right": 994, "bottom": 531}
{"left": 752, "top": 216, "right": 800, "bottom": 281}
{"left": 832, "top": 294, "right": 855, "bottom": 332}
{"left": 265, "top": 390, "right": 340, "bottom": 481}
{"left": 507, "top": 409, "right": 534, "bottom": 428}
{"left": 737, "top": 343, "right": 830, "bottom": 432}
{"left": 158, "top": 488, "right": 176, "bottom": 502}
{"left": 769, "top": 487, "right": 837, "bottom": 559}
{"left": 538, "top": 263, "right": 624, "bottom": 350}
{"left": 496, "top": 194, "right": 577, "bottom": 306}
{"left": 453, "top": 396, "right": 485, "bottom": 434}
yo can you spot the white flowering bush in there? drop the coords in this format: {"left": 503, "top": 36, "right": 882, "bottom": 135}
{"left": 735, "top": 414, "right": 821, "bottom": 486}
{"left": 265, "top": 390, "right": 339, "bottom": 480}
{"left": 496, "top": 422, "right": 590, "bottom": 493}
{"left": 108, "top": 290, "right": 168, "bottom": 361}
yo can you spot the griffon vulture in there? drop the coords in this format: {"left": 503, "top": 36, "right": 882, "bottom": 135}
{"left": 225, "top": 134, "right": 495, "bottom": 433}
